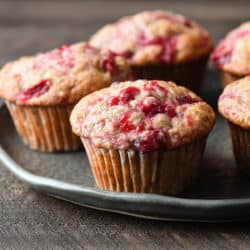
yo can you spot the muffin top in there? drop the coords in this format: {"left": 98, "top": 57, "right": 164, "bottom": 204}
{"left": 70, "top": 80, "right": 215, "bottom": 152}
{"left": 0, "top": 42, "right": 130, "bottom": 106}
{"left": 212, "top": 22, "right": 250, "bottom": 75}
{"left": 218, "top": 77, "right": 250, "bottom": 129}
{"left": 89, "top": 10, "right": 213, "bottom": 66}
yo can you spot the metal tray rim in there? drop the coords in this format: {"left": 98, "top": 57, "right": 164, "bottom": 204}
{"left": 1, "top": 142, "right": 250, "bottom": 222}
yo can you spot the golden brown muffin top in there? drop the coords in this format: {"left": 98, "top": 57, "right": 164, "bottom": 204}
{"left": 218, "top": 77, "right": 250, "bottom": 129}
{"left": 89, "top": 10, "right": 213, "bottom": 66}
{"left": 70, "top": 80, "right": 215, "bottom": 152}
{"left": 212, "top": 22, "right": 250, "bottom": 75}
{"left": 0, "top": 42, "right": 130, "bottom": 106}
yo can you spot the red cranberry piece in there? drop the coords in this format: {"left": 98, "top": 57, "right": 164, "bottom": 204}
{"left": 178, "top": 95, "right": 200, "bottom": 105}
{"left": 101, "top": 51, "right": 119, "bottom": 74}
{"left": 180, "top": 106, "right": 187, "bottom": 112}
{"left": 17, "top": 79, "right": 50, "bottom": 102}
{"left": 58, "top": 44, "right": 71, "bottom": 52}
{"left": 141, "top": 37, "right": 163, "bottom": 46}
{"left": 107, "top": 96, "right": 120, "bottom": 106}
{"left": 143, "top": 84, "right": 155, "bottom": 92}
{"left": 160, "top": 37, "right": 177, "bottom": 64}
{"left": 211, "top": 44, "right": 232, "bottom": 68}
{"left": 120, "top": 122, "right": 136, "bottom": 132}
{"left": 212, "top": 50, "right": 232, "bottom": 68}
{"left": 182, "top": 19, "right": 192, "bottom": 28}
{"left": 132, "top": 131, "right": 160, "bottom": 152}
{"left": 202, "top": 33, "right": 210, "bottom": 42}
{"left": 151, "top": 81, "right": 169, "bottom": 95}
{"left": 166, "top": 104, "right": 177, "bottom": 118}
{"left": 119, "top": 113, "right": 136, "bottom": 132}
{"left": 102, "top": 58, "right": 118, "bottom": 74}
{"left": 60, "top": 96, "right": 68, "bottom": 104}
{"left": 116, "top": 50, "right": 134, "bottom": 59}
{"left": 137, "top": 121, "right": 145, "bottom": 132}
{"left": 106, "top": 49, "right": 133, "bottom": 59}
{"left": 120, "top": 87, "right": 140, "bottom": 104}
{"left": 112, "top": 122, "right": 119, "bottom": 129}
{"left": 141, "top": 100, "right": 165, "bottom": 117}
{"left": 140, "top": 35, "right": 177, "bottom": 64}
{"left": 107, "top": 87, "right": 140, "bottom": 106}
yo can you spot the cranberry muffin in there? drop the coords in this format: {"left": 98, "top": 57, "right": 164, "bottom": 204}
{"left": 212, "top": 22, "right": 250, "bottom": 87}
{"left": 90, "top": 10, "right": 213, "bottom": 93}
{"left": 0, "top": 42, "right": 130, "bottom": 152}
{"left": 70, "top": 80, "right": 215, "bottom": 194}
{"left": 218, "top": 77, "right": 250, "bottom": 174}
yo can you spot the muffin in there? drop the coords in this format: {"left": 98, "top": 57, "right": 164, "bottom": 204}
{"left": 0, "top": 42, "right": 130, "bottom": 152}
{"left": 218, "top": 77, "right": 250, "bottom": 175}
{"left": 89, "top": 10, "right": 213, "bottom": 93}
{"left": 212, "top": 22, "right": 250, "bottom": 87}
{"left": 70, "top": 79, "right": 215, "bottom": 194}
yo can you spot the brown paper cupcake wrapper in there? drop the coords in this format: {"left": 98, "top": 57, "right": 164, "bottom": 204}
{"left": 131, "top": 56, "right": 209, "bottom": 93}
{"left": 82, "top": 138, "right": 206, "bottom": 195}
{"left": 220, "top": 71, "right": 245, "bottom": 88}
{"left": 6, "top": 102, "right": 81, "bottom": 152}
{"left": 228, "top": 122, "right": 250, "bottom": 175}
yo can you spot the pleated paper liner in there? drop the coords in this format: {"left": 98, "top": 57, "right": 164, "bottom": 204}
{"left": 228, "top": 122, "right": 250, "bottom": 175}
{"left": 131, "top": 56, "right": 208, "bottom": 94}
{"left": 220, "top": 71, "right": 245, "bottom": 88}
{"left": 82, "top": 138, "right": 207, "bottom": 195}
{"left": 6, "top": 102, "right": 81, "bottom": 152}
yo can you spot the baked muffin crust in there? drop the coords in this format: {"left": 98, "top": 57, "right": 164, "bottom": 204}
{"left": 0, "top": 42, "right": 130, "bottom": 106}
{"left": 212, "top": 22, "right": 250, "bottom": 75}
{"left": 90, "top": 10, "right": 213, "bottom": 66}
{"left": 218, "top": 77, "right": 250, "bottom": 128}
{"left": 70, "top": 80, "right": 215, "bottom": 152}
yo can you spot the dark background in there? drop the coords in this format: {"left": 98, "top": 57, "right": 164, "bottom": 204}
{"left": 0, "top": 0, "right": 249, "bottom": 63}
{"left": 1, "top": 0, "right": 250, "bottom": 249}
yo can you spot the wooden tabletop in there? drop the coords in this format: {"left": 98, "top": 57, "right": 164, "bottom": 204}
{"left": 1, "top": 0, "right": 250, "bottom": 249}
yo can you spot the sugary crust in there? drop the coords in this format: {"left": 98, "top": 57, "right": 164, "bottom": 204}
{"left": 0, "top": 42, "right": 130, "bottom": 106}
{"left": 212, "top": 22, "right": 250, "bottom": 75}
{"left": 70, "top": 80, "right": 215, "bottom": 151}
{"left": 90, "top": 10, "right": 213, "bottom": 66}
{"left": 218, "top": 77, "right": 250, "bottom": 129}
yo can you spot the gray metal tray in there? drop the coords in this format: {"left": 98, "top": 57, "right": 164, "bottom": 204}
{"left": 1, "top": 71, "right": 250, "bottom": 222}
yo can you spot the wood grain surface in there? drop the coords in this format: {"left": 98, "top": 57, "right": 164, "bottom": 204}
{"left": 1, "top": 0, "right": 250, "bottom": 249}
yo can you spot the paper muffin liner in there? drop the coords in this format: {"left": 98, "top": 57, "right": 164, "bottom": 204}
{"left": 220, "top": 71, "right": 245, "bottom": 87}
{"left": 228, "top": 122, "right": 250, "bottom": 175}
{"left": 131, "top": 56, "right": 208, "bottom": 93}
{"left": 6, "top": 102, "right": 81, "bottom": 152}
{"left": 82, "top": 138, "right": 207, "bottom": 195}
